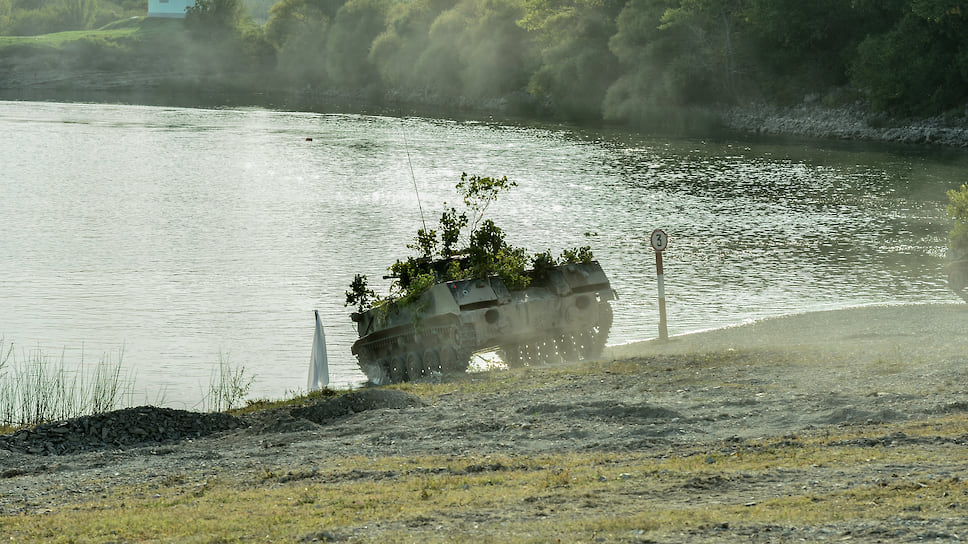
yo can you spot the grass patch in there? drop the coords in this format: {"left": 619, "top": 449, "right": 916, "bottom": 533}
{"left": 231, "top": 387, "right": 343, "bottom": 415}
{"left": 0, "top": 28, "right": 137, "bottom": 49}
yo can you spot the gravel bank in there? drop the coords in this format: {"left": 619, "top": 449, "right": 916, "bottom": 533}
{"left": 719, "top": 101, "right": 968, "bottom": 147}
{"left": 2, "top": 303, "right": 968, "bottom": 541}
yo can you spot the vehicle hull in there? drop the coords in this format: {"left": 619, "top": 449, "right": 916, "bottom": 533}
{"left": 351, "top": 262, "right": 617, "bottom": 384}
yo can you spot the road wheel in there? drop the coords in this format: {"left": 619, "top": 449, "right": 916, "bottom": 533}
{"left": 499, "top": 344, "right": 523, "bottom": 368}
{"left": 422, "top": 349, "right": 441, "bottom": 375}
{"left": 388, "top": 356, "right": 406, "bottom": 383}
{"left": 578, "top": 302, "right": 613, "bottom": 360}
{"left": 406, "top": 351, "right": 423, "bottom": 381}
{"left": 556, "top": 334, "right": 579, "bottom": 362}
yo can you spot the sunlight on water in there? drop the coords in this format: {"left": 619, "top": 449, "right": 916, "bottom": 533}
{"left": 0, "top": 101, "right": 963, "bottom": 407}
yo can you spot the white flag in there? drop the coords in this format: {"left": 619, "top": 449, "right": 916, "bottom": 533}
{"left": 308, "top": 310, "right": 329, "bottom": 390}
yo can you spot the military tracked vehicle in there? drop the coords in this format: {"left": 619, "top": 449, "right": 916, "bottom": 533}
{"left": 350, "top": 260, "right": 616, "bottom": 384}
{"left": 346, "top": 173, "right": 617, "bottom": 384}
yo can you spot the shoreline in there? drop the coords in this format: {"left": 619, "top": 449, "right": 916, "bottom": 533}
{"left": 606, "top": 301, "right": 968, "bottom": 360}
{"left": 4, "top": 302, "right": 968, "bottom": 541}
{"left": 4, "top": 81, "right": 968, "bottom": 149}
{"left": 718, "top": 101, "right": 968, "bottom": 148}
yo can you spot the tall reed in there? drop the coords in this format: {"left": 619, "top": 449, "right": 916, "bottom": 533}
{"left": 200, "top": 352, "right": 253, "bottom": 412}
{"left": 0, "top": 339, "right": 131, "bottom": 428}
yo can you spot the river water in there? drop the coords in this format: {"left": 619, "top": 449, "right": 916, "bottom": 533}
{"left": 0, "top": 100, "right": 963, "bottom": 408}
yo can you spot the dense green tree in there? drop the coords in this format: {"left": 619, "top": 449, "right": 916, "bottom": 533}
{"left": 62, "top": 0, "right": 98, "bottom": 29}
{"left": 324, "top": 0, "right": 391, "bottom": 88}
{"left": 370, "top": 0, "right": 455, "bottom": 91}
{"left": 264, "top": 0, "right": 346, "bottom": 86}
{"left": 740, "top": 0, "right": 867, "bottom": 100}
{"left": 186, "top": 0, "right": 247, "bottom": 39}
{"left": 412, "top": 2, "right": 471, "bottom": 96}
{"left": 850, "top": 4, "right": 968, "bottom": 114}
{"left": 519, "top": 0, "right": 623, "bottom": 120}
{"left": 243, "top": 0, "right": 276, "bottom": 23}
{"left": 425, "top": 0, "right": 533, "bottom": 99}
{"left": 604, "top": 0, "right": 716, "bottom": 126}
{"left": 264, "top": 0, "right": 344, "bottom": 46}
{"left": 370, "top": 0, "right": 531, "bottom": 100}
{"left": 8, "top": 0, "right": 968, "bottom": 123}
{"left": 657, "top": 0, "right": 747, "bottom": 100}
{"left": 948, "top": 183, "right": 968, "bottom": 256}
{"left": 183, "top": 0, "right": 276, "bottom": 78}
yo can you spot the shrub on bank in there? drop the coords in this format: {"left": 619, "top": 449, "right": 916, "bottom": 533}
{"left": 947, "top": 184, "right": 968, "bottom": 258}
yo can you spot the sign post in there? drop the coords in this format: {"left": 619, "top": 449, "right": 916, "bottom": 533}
{"left": 650, "top": 229, "right": 669, "bottom": 340}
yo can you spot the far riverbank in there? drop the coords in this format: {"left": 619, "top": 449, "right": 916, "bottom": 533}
{"left": 4, "top": 75, "right": 968, "bottom": 149}
{"left": 719, "top": 101, "right": 968, "bottom": 148}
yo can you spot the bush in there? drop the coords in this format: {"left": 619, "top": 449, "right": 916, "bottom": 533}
{"left": 946, "top": 184, "right": 968, "bottom": 257}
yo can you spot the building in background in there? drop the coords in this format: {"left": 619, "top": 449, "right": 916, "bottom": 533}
{"left": 147, "top": 0, "right": 193, "bottom": 19}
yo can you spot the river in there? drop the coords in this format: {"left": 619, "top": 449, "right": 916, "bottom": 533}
{"left": 0, "top": 100, "right": 963, "bottom": 408}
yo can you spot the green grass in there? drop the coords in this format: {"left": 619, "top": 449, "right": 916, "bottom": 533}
{"left": 0, "top": 16, "right": 186, "bottom": 52}
{"left": 231, "top": 387, "right": 342, "bottom": 415}
{"left": 0, "top": 27, "right": 138, "bottom": 48}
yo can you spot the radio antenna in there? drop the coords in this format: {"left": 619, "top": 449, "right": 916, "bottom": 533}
{"left": 403, "top": 130, "right": 428, "bottom": 232}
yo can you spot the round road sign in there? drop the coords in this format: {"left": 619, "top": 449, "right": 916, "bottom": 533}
{"left": 651, "top": 229, "right": 668, "bottom": 252}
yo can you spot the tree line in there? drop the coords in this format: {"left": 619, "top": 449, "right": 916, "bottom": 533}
{"left": 3, "top": 0, "right": 967, "bottom": 123}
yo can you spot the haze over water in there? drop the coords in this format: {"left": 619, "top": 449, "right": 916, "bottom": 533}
{"left": 0, "top": 100, "right": 961, "bottom": 407}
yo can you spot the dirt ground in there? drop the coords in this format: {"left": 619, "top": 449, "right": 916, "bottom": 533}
{"left": 2, "top": 303, "right": 968, "bottom": 542}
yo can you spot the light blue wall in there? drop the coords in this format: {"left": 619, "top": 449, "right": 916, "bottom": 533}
{"left": 147, "top": 0, "right": 193, "bottom": 18}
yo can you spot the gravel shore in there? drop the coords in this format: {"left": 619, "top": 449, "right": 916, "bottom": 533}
{"left": 719, "top": 102, "right": 968, "bottom": 147}
{"left": 3, "top": 303, "right": 968, "bottom": 541}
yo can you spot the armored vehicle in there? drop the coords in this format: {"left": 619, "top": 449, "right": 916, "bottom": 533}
{"left": 351, "top": 261, "right": 616, "bottom": 384}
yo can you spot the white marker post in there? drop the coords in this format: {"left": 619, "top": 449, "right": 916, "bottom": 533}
{"left": 650, "top": 229, "right": 669, "bottom": 340}
{"left": 308, "top": 310, "right": 329, "bottom": 391}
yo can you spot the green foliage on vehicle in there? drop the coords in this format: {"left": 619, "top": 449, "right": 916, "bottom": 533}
{"left": 345, "top": 173, "right": 596, "bottom": 313}
{"left": 345, "top": 274, "right": 376, "bottom": 314}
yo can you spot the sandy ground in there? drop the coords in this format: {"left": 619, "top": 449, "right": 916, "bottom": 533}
{"left": 2, "top": 303, "right": 968, "bottom": 541}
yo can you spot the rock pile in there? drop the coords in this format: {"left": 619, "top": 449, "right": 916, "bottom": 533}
{"left": 0, "top": 406, "right": 243, "bottom": 456}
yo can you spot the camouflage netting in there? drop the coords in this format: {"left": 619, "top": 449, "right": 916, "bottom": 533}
{"left": 0, "top": 406, "right": 244, "bottom": 456}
